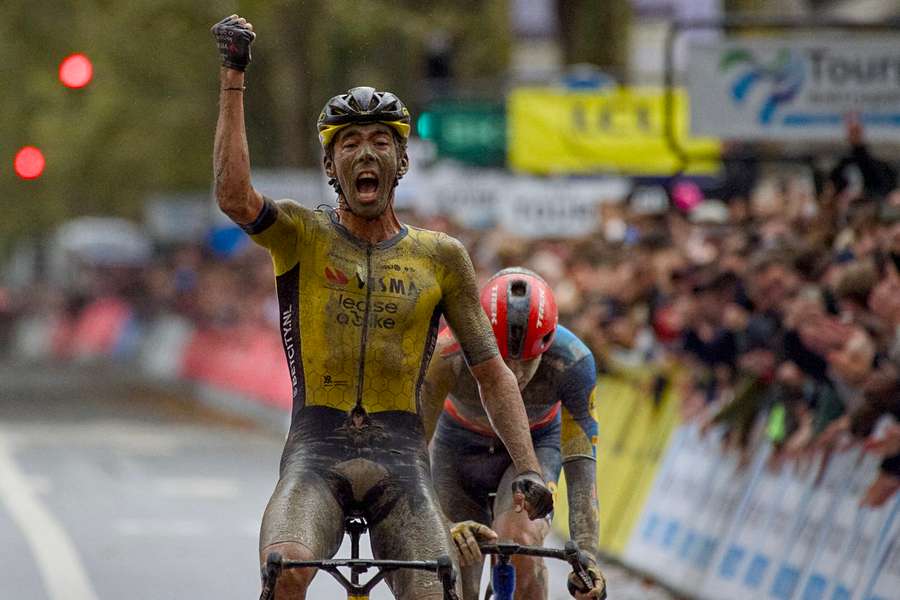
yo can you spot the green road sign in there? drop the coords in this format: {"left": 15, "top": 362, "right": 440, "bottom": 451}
{"left": 416, "top": 101, "right": 506, "bottom": 166}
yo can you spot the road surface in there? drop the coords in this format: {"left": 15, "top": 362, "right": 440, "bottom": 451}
{"left": 0, "top": 361, "right": 675, "bottom": 600}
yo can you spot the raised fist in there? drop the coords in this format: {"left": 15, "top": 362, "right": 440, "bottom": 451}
{"left": 211, "top": 14, "right": 255, "bottom": 71}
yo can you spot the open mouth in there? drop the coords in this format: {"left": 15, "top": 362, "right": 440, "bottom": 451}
{"left": 355, "top": 172, "right": 379, "bottom": 202}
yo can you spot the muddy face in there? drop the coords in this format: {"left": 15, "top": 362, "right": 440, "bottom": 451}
{"left": 505, "top": 356, "right": 542, "bottom": 391}
{"left": 325, "top": 123, "right": 408, "bottom": 220}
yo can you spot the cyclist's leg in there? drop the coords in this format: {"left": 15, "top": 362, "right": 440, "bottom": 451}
{"left": 491, "top": 435, "right": 562, "bottom": 600}
{"left": 431, "top": 432, "right": 494, "bottom": 599}
{"left": 259, "top": 450, "right": 346, "bottom": 598}
{"left": 356, "top": 412, "right": 459, "bottom": 600}
{"left": 367, "top": 473, "right": 455, "bottom": 600}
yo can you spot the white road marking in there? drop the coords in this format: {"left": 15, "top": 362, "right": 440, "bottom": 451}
{"left": 26, "top": 475, "right": 53, "bottom": 495}
{"left": 0, "top": 437, "right": 98, "bottom": 600}
{"left": 154, "top": 477, "right": 239, "bottom": 498}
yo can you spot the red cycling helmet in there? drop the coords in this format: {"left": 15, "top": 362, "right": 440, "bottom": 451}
{"left": 480, "top": 267, "right": 558, "bottom": 360}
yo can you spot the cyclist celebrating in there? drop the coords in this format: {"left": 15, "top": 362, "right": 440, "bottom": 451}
{"left": 210, "top": 15, "right": 552, "bottom": 600}
{"left": 425, "top": 268, "right": 606, "bottom": 599}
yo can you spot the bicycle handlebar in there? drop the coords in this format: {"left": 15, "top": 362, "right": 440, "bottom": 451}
{"left": 260, "top": 552, "right": 459, "bottom": 600}
{"left": 282, "top": 557, "right": 447, "bottom": 571}
{"left": 478, "top": 541, "right": 569, "bottom": 559}
{"left": 478, "top": 540, "right": 598, "bottom": 598}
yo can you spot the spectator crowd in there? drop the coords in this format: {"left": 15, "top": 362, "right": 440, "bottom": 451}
{"left": 4, "top": 119, "right": 900, "bottom": 508}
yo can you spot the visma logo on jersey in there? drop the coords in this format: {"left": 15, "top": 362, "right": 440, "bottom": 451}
{"left": 325, "top": 263, "right": 426, "bottom": 329}
{"left": 324, "top": 266, "right": 349, "bottom": 285}
{"left": 325, "top": 265, "right": 421, "bottom": 297}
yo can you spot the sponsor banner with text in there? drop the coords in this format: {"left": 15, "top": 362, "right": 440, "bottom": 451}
{"left": 408, "top": 165, "right": 630, "bottom": 237}
{"left": 497, "top": 178, "right": 630, "bottom": 239}
{"left": 623, "top": 425, "right": 900, "bottom": 600}
{"left": 552, "top": 367, "right": 682, "bottom": 555}
{"left": 688, "top": 37, "right": 900, "bottom": 141}
{"left": 508, "top": 87, "right": 720, "bottom": 176}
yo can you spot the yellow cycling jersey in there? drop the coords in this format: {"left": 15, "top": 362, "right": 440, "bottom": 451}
{"left": 244, "top": 197, "right": 497, "bottom": 416}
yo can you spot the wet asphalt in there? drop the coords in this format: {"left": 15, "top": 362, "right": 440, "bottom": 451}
{"left": 0, "top": 361, "right": 674, "bottom": 600}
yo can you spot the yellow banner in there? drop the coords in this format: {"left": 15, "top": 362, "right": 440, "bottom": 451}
{"left": 508, "top": 87, "right": 720, "bottom": 176}
{"left": 552, "top": 367, "right": 683, "bottom": 555}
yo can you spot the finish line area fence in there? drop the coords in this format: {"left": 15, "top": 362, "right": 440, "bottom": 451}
{"left": 552, "top": 366, "right": 900, "bottom": 600}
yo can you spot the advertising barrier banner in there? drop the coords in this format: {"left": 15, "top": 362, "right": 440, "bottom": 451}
{"left": 413, "top": 166, "right": 506, "bottom": 229}
{"left": 497, "top": 178, "right": 630, "bottom": 239}
{"left": 69, "top": 297, "right": 135, "bottom": 360}
{"left": 404, "top": 165, "right": 630, "bottom": 237}
{"left": 622, "top": 423, "right": 900, "bottom": 600}
{"left": 688, "top": 37, "right": 900, "bottom": 141}
{"left": 552, "top": 368, "right": 682, "bottom": 555}
{"left": 864, "top": 501, "right": 900, "bottom": 600}
{"left": 508, "top": 87, "right": 720, "bottom": 176}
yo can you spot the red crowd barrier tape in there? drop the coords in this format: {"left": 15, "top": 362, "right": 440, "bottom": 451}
{"left": 68, "top": 297, "right": 132, "bottom": 359}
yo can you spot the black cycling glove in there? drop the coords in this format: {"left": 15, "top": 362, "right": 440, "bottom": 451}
{"left": 211, "top": 15, "right": 255, "bottom": 71}
{"left": 510, "top": 470, "right": 554, "bottom": 520}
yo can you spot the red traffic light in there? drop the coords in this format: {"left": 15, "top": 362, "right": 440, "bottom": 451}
{"left": 14, "top": 146, "right": 45, "bottom": 180}
{"left": 59, "top": 53, "right": 93, "bottom": 89}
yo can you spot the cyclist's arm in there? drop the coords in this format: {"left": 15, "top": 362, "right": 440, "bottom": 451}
{"left": 213, "top": 68, "right": 305, "bottom": 264}
{"left": 563, "top": 459, "right": 600, "bottom": 559}
{"left": 213, "top": 67, "right": 264, "bottom": 225}
{"left": 420, "top": 335, "right": 459, "bottom": 441}
{"left": 560, "top": 354, "right": 600, "bottom": 559}
{"left": 438, "top": 236, "right": 542, "bottom": 476}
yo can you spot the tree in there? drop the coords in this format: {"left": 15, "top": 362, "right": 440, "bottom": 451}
{"left": 557, "top": 0, "right": 631, "bottom": 81}
{"left": 0, "top": 0, "right": 511, "bottom": 254}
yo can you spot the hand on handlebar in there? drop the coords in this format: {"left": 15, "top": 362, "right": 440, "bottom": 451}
{"left": 511, "top": 470, "right": 554, "bottom": 520}
{"left": 450, "top": 520, "right": 498, "bottom": 567}
{"left": 568, "top": 560, "right": 607, "bottom": 599}
{"left": 565, "top": 544, "right": 607, "bottom": 600}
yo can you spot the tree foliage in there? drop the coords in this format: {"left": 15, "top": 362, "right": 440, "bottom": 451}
{"left": 1, "top": 0, "right": 510, "bottom": 250}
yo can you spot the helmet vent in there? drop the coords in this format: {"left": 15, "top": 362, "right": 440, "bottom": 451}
{"left": 510, "top": 281, "right": 528, "bottom": 297}
{"left": 509, "top": 324, "right": 525, "bottom": 358}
